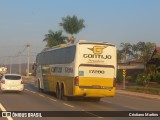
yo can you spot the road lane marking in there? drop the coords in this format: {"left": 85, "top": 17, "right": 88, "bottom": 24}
{"left": 30, "top": 91, "right": 36, "bottom": 94}
{"left": 0, "top": 103, "right": 13, "bottom": 120}
{"left": 63, "top": 103, "right": 74, "bottom": 108}
{"left": 84, "top": 111, "right": 103, "bottom": 118}
{"left": 49, "top": 98, "right": 57, "bottom": 102}
{"left": 25, "top": 89, "right": 36, "bottom": 94}
{"left": 26, "top": 89, "right": 46, "bottom": 98}
{"left": 25, "top": 89, "right": 57, "bottom": 102}
{"left": 24, "top": 89, "right": 30, "bottom": 91}
{"left": 102, "top": 99, "right": 137, "bottom": 110}
{"left": 124, "top": 105, "right": 137, "bottom": 110}
{"left": 101, "top": 100, "right": 112, "bottom": 104}
{"left": 81, "top": 109, "right": 103, "bottom": 118}
{"left": 38, "top": 94, "right": 45, "bottom": 97}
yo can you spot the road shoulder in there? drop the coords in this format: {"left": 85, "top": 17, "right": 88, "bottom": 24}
{"left": 116, "top": 89, "right": 160, "bottom": 100}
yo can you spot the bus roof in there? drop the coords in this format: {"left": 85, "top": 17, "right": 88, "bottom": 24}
{"left": 40, "top": 40, "right": 115, "bottom": 53}
{"left": 78, "top": 40, "right": 115, "bottom": 46}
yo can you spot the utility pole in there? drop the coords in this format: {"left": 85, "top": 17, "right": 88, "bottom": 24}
{"left": 18, "top": 51, "right": 21, "bottom": 75}
{"left": 10, "top": 57, "right": 12, "bottom": 74}
{"left": 27, "top": 44, "right": 30, "bottom": 77}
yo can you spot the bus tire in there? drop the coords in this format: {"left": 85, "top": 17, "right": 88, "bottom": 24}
{"left": 60, "top": 84, "right": 71, "bottom": 101}
{"left": 61, "top": 85, "right": 65, "bottom": 100}
{"left": 38, "top": 80, "right": 43, "bottom": 92}
{"left": 56, "top": 84, "right": 60, "bottom": 99}
{"left": 38, "top": 80, "right": 40, "bottom": 91}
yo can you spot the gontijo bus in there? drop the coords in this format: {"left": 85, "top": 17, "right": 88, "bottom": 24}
{"left": 35, "top": 40, "right": 117, "bottom": 101}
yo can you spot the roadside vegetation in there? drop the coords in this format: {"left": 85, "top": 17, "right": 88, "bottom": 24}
{"left": 126, "top": 86, "right": 160, "bottom": 95}
{"left": 117, "top": 42, "right": 160, "bottom": 95}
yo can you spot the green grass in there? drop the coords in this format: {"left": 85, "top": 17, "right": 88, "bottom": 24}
{"left": 126, "top": 86, "right": 160, "bottom": 95}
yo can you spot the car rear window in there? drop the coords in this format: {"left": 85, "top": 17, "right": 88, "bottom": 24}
{"left": 5, "top": 75, "right": 21, "bottom": 80}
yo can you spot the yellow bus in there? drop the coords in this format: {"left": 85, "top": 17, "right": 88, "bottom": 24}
{"left": 35, "top": 40, "right": 117, "bottom": 101}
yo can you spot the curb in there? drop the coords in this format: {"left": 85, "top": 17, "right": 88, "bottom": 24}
{"left": 116, "top": 90, "right": 160, "bottom": 100}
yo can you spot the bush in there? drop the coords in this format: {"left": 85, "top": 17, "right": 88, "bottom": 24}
{"left": 136, "top": 73, "right": 151, "bottom": 86}
{"left": 150, "top": 75, "right": 156, "bottom": 82}
{"left": 116, "top": 71, "right": 123, "bottom": 83}
{"left": 155, "top": 72, "right": 160, "bottom": 84}
{"left": 126, "top": 76, "right": 133, "bottom": 82}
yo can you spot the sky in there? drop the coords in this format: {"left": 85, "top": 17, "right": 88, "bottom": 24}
{"left": 0, "top": 0, "right": 160, "bottom": 64}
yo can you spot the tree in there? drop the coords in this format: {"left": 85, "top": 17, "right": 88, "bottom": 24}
{"left": 148, "top": 64, "right": 157, "bottom": 76}
{"left": 120, "top": 42, "right": 132, "bottom": 63}
{"left": 137, "top": 42, "right": 156, "bottom": 72}
{"left": 43, "top": 30, "right": 67, "bottom": 47}
{"left": 59, "top": 15, "right": 85, "bottom": 44}
{"left": 131, "top": 44, "right": 139, "bottom": 60}
{"left": 117, "top": 50, "right": 124, "bottom": 63}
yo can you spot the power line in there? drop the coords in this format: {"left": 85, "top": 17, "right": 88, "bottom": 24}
{"left": 14, "top": 45, "right": 27, "bottom": 57}
{"left": 0, "top": 44, "right": 37, "bottom": 75}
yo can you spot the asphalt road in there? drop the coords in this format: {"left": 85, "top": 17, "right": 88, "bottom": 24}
{"left": 0, "top": 78, "right": 160, "bottom": 120}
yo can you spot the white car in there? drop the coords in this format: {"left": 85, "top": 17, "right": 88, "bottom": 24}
{"left": 0, "top": 74, "right": 24, "bottom": 93}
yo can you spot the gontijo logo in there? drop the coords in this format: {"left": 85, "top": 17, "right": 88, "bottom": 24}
{"left": 83, "top": 46, "right": 112, "bottom": 59}
{"left": 88, "top": 46, "right": 106, "bottom": 54}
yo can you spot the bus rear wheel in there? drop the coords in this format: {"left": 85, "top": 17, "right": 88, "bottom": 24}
{"left": 56, "top": 84, "right": 61, "bottom": 99}
{"left": 38, "top": 80, "right": 43, "bottom": 92}
{"left": 61, "top": 85, "right": 65, "bottom": 100}
{"left": 38, "top": 80, "right": 40, "bottom": 91}
{"left": 60, "top": 85, "right": 71, "bottom": 101}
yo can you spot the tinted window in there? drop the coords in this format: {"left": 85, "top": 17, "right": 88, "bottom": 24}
{"left": 38, "top": 46, "right": 76, "bottom": 65}
{"left": 5, "top": 75, "right": 21, "bottom": 80}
